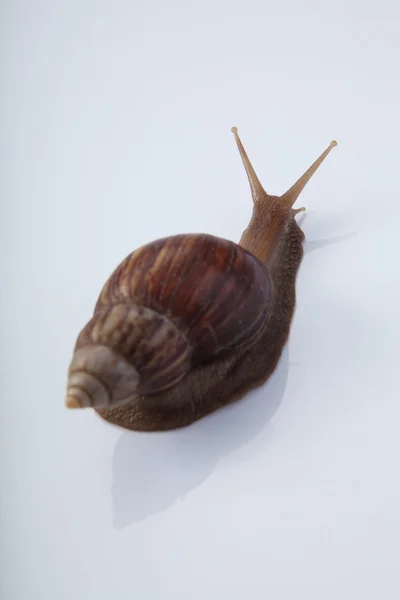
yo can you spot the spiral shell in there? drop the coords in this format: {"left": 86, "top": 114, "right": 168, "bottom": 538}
{"left": 66, "top": 233, "right": 272, "bottom": 410}
{"left": 95, "top": 233, "right": 273, "bottom": 361}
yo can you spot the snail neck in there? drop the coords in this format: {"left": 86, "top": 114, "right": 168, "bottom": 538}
{"left": 240, "top": 197, "right": 302, "bottom": 271}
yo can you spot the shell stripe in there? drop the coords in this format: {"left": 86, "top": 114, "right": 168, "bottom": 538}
{"left": 69, "top": 368, "right": 113, "bottom": 405}
{"left": 91, "top": 233, "right": 273, "bottom": 373}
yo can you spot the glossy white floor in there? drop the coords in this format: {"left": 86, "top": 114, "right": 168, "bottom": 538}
{"left": 1, "top": 1, "right": 399, "bottom": 599}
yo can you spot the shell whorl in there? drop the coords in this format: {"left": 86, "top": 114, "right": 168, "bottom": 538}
{"left": 66, "top": 304, "right": 192, "bottom": 409}
{"left": 95, "top": 233, "right": 273, "bottom": 361}
{"left": 66, "top": 345, "right": 140, "bottom": 409}
{"left": 66, "top": 233, "right": 272, "bottom": 411}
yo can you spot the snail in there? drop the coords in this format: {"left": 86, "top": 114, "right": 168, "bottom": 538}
{"left": 65, "top": 128, "right": 337, "bottom": 431}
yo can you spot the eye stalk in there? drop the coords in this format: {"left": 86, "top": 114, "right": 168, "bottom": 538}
{"left": 232, "top": 127, "right": 338, "bottom": 265}
{"left": 231, "top": 126, "right": 267, "bottom": 203}
{"left": 280, "top": 139, "right": 337, "bottom": 210}
{"left": 231, "top": 126, "right": 337, "bottom": 213}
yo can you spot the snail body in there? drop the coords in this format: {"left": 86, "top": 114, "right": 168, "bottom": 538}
{"left": 66, "top": 129, "right": 337, "bottom": 431}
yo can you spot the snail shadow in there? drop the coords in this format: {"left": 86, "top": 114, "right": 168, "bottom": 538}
{"left": 111, "top": 346, "right": 289, "bottom": 529}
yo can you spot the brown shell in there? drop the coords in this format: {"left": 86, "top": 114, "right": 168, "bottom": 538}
{"left": 74, "top": 303, "right": 193, "bottom": 395}
{"left": 94, "top": 233, "right": 273, "bottom": 363}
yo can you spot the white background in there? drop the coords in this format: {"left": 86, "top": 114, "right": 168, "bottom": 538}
{"left": 1, "top": 1, "right": 399, "bottom": 599}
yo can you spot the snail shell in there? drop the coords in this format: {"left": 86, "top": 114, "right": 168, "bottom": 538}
{"left": 66, "top": 233, "right": 273, "bottom": 410}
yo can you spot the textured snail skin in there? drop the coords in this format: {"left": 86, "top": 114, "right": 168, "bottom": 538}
{"left": 66, "top": 129, "right": 336, "bottom": 431}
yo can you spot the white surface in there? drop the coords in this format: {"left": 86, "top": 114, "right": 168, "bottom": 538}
{"left": 1, "top": 1, "right": 399, "bottom": 599}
